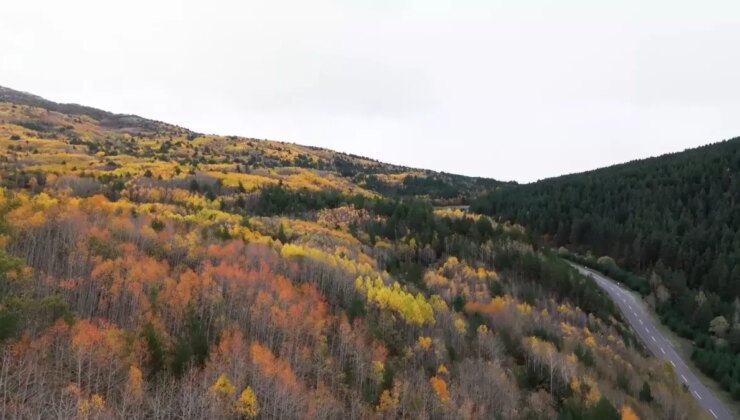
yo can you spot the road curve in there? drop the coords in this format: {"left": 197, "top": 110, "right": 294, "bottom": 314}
{"left": 571, "top": 263, "right": 734, "bottom": 420}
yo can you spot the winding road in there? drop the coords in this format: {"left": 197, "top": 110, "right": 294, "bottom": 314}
{"left": 571, "top": 263, "right": 735, "bottom": 420}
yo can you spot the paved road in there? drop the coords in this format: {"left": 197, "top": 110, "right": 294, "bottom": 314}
{"left": 571, "top": 263, "right": 734, "bottom": 420}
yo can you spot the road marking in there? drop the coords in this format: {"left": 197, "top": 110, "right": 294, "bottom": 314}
{"left": 577, "top": 263, "right": 728, "bottom": 418}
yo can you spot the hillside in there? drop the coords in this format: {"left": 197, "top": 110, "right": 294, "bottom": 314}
{"left": 0, "top": 87, "right": 700, "bottom": 419}
{"left": 473, "top": 137, "right": 740, "bottom": 400}
{"left": 0, "top": 86, "right": 505, "bottom": 205}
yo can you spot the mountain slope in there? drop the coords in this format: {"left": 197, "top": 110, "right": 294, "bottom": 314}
{"left": 0, "top": 86, "right": 506, "bottom": 204}
{"left": 473, "top": 137, "right": 740, "bottom": 401}
{"left": 0, "top": 87, "right": 700, "bottom": 419}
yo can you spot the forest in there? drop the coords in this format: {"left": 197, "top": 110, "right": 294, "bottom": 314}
{"left": 0, "top": 87, "right": 703, "bottom": 418}
{"left": 473, "top": 137, "right": 740, "bottom": 401}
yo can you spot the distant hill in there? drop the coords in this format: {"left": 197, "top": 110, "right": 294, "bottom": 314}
{"left": 473, "top": 137, "right": 740, "bottom": 398}
{"left": 0, "top": 85, "right": 173, "bottom": 132}
{"left": 0, "top": 85, "right": 506, "bottom": 204}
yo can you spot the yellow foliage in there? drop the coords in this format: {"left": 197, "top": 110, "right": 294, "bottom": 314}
{"left": 430, "top": 295, "right": 449, "bottom": 312}
{"left": 560, "top": 322, "right": 577, "bottom": 336}
{"left": 372, "top": 360, "right": 385, "bottom": 382}
{"left": 283, "top": 243, "right": 378, "bottom": 279}
{"left": 586, "top": 384, "right": 601, "bottom": 406}
{"left": 558, "top": 304, "right": 573, "bottom": 315}
{"left": 209, "top": 374, "right": 236, "bottom": 397}
{"left": 7, "top": 192, "right": 59, "bottom": 229}
{"left": 205, "top": 170, "right": 276, "bottom": 190}
{"left": 374, "top": 240, "right": 392, "bottom": 250}
{"left": 527, "top": 336, "right": 556, "bottom": 359}
{"left": 454, "top": 317, "right": 467, "bottom": 334}
{"left": 584, "top": 336, "right": 597, "bottom": 348}
{"left": 570, "top": 377, "right": 581, "bottom": 393}
{"left": 235, "top": 387, "right": 259, "bottom": 418}
{"left": 567, "top": 353, "right": 578, "bottom": 366}
{"left": 425, "top": 271, "right": 448, "bottom": 288}
{"left": 433, "top": 207, "right": 484, "bottom": 221}
{"left": 516, "top": 302, "right": 533, "bottom": 314}
{"left": 442, "top": 256, "right": 460, "bottom": 272}
{"left": 79, "top": 393, "right": 106, "bottom": 418}
{"left": 571, "top": 376, "right": 601, "bottom": 407}
{"left": 376, "top": 388, "right": 400, "bottom": 412}
{"left": 437, "top": 364, "right": 449, "bottom": 375}
{"left": 417, "top": 336, "right": 433, "bottom": 350}
{"left": 355, "top": 276, "right": 435, "bottom": 326}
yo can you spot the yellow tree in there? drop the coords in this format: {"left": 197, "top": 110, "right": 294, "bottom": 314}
{"left": 235, "top": 386, "right": 259, "bottom": 418}
{"left": 209, "top": 374, "right": 236, "bottom": 398}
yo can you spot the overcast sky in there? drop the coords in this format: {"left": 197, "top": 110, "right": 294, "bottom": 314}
{"left": 2, "top": 1, "right": 739, "bottom": 182}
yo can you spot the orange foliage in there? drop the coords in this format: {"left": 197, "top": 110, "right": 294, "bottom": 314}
{"left": 429, "top": 376, "right": 450, "bottom": 404}
{"left": 621, "top": 405, "right": 639, "bottom": 420}
{"left": 465, "top": 295, "right": 508, "bottom": 314}
{"left": 215, "top": 328, "right": 246, "bottom": 361}
{"left": 126, "top": 365, "right": 144, "bottom": 400}
{"left": 71, "top": 319, "right": 124, "bottom": 360}
{"left": 250, "top": 342, "right": 298, "bottom": 389}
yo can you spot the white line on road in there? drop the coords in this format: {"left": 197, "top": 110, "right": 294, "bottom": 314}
{"left": 575, "top": 263, "right": 729, "bottom": 420}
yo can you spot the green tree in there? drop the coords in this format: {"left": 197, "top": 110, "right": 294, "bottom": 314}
{"left": 639, "top": 381, "right": 652, "bottom": 402}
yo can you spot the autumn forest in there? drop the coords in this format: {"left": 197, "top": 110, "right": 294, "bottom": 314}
{"left": 0, "top": 86, "right": 704, "bottom": 419}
